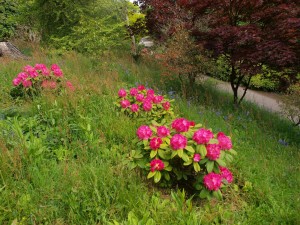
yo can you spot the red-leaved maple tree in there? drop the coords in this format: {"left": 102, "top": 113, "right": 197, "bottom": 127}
{"left": 138, "top": 0, "right": 300, "bottom": 105}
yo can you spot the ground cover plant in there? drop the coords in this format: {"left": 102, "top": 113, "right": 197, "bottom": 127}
{"left": 0, "top": 49, "right": 299, "bottom": 224}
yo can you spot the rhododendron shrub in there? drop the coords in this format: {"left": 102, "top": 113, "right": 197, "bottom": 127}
{"left": 128, "top": 118, "right": 237, "bottom": 200}
{"left": 114, "top": 85, "right": 175, "bottom": 122}
{"left": 10, "top": 63, "right": 75, "bottom": 98}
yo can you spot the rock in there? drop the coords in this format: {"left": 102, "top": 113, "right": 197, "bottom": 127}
{"left": 0, "top": 42, "right": 28, "bottom": 59}
{"left": 139, "top": 36, "right": 154, "bottom": 48}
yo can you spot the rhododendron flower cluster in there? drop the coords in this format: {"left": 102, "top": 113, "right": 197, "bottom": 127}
{"left": 203, "top": 173, "right": 223, "bottom": 191}
{"left": 150, "top": 159, "right": 165, "bottom": 172}
{"left": 130, "top": 115, "right": 237, "bottom": 199}
{"left": 115, "top": 85, "right": 174, "bottom": 122}
{"left": 11, "top": 63, "right": 75, "bottom": 98}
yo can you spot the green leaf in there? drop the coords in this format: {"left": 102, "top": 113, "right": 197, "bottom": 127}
{"left": 194, "top": 123, "right": 202, "bottom": 128}
{"left": 150, "top": 150, "right": 157, "bottom": 158}
{"left": 212, "top": 189, "right": 223, "bottom": 200}
{"left": 151, "top": 120, "right": 160, "bottom": 126}
{"left": 147, "top": 171, "right": 156, "bottom": 179}
{"left": 193, "top": 162, "right": 201, "bottom": 172}
{"left": 183, "top": 160, "right": 193, "bottom": 166}
{"left": 199, "top": 158, "right": 208, "bottom": 164}
{"left": 182, "top": 153, "right": 190, "bottom": 162}
{"left": 197, "top": 145, "right": 207, "bottom": 157}
{"left": 206, "top": 160, "right": 214, "bottom": 173}
{"left": 164, "top": 172, "right": 170, "bottom": 181}
{"left": 160, "top": 144, "right": 168, "bottom": 149}
{"left": 229, "top": 149, "right": 237, "bottom": 155}
{"left": 208, "top": 138, "right": 219, "bottom": 144}
{"left": 154, "top": 171, "right": 162, "bottom": 183}
{"left": 177, "top": 149, "right": 183, "bottom": 158}
{"left": 225, "top": 153, "right": 233, "bottom": 163}
{"left": 164, "top": 166, "right": 172, "bottom": 171}
{"left": 164, "top": 138, "right": 170, "bottom": 145}
{"left": 143, "top": 140, "right": 148, "bottom": 146}
{"left": 199, "top": 188, "right": 210, "bottom": 199}
{"left": 158, "top": 150, "right": 166, "bottom": 159}
{"left": 171, "top": 151, "right": 177, "bottom": 158}
{"left": 216, "top": 159, "right": 226, "bottom": 167}
{"left": 185, "top": 146, "right": 195, "bottom": 153}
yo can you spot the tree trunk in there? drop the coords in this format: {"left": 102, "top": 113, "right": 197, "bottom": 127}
{"left": 0, "top": 42, "right": 28, "bottom": 59}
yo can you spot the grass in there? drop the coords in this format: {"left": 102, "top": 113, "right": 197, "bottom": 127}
{"left": 0, "top": 49, "right": 299, "bottom": 224}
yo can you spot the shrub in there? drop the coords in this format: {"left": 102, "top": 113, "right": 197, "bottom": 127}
{"left": 10, "top": 63, "right": 75, "bottom": 98}
{"left": 128, "top": 118, "right": 237, "bottom": 200}
{"left": 114, "top": 85, "right": 175, "bottom": 122}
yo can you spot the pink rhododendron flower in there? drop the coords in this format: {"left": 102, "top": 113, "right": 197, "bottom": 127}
{"left": 217, "top": 132, "right": 232, "bottom": 150}
{"left": 171, "top": 118, "right": 191, "bottom": 133}
{"left": 144, "top": 95, "right": 154, "bottom": 102}
{"left": 157, "top": 126, "right": 170, "bottom": 138}
{"left": 130, "top": 88, "right": 138, "bottom": 96}
{"left": 147, "top": 89, "right": 155, "bottom": 96}
{"left": 193, "top": 128, "right": 214, "bottom": 144}
{"left": 24, "top": 65, "right": 39, "bottom": 78}
{"left": 170, "top": 134, "right": 187, "bottom": 150}
{"left": 137, "top": 85, "right": 145, "bottom": 91}
{"left": 12, "top": 77, "right": 22, "bottom": 86}
{"left": 203, "top": 172, "right": 222, "bottom": 191}
{"left": 137, "top": 125, "right": 153, "bottom": 140}
{"left": 149, "top": 137, "right": 163, "bottom": 150}
{"left": 34, "top": 64, "right": 47, "bottom": 70}
{"left": 49, "top": 81, "right": 57, "bottom": 89}
{"left": 50, "top": 64, "right": 61, "bottom": 71}
{"left": 41, "top": 68, "right": 50, "bottom": 76}
{"left": 131, "top": 104, "right": 139, "bottom": 112}
{"left": 17, "top": 72, "right": 28, "bottom": 80}
{"left": 219, "top": 166, "right": 233, "bottom": 183}
{"left": 120, "top": 99, "right": 130, "bottom": 108}
{"left": 52, "top": 69, "right": 63, "bottom": 77}
{"left": 163, "top": 101, "right": 170, "bottom": 110}
{"left": 41, "top": 80, "right": 49, "bottom": 88}
{"left": 193, "top": 153, "right": 201, "bottom": 162}
{"left": 136, "top": 93, "right": 144, "bottom": 102}
{"left": 118, "top": 88, "right": 127, "bottom": 97}
{"left": 66, "top": 81, "right": 75, "bottom": 91}
{"left": 206, "top": 144, "right": 221, "bottom": 160}
{"left": 153, "top": 95, "right": 164, "bottom": 104}
{"left": 22, "top": 80, "right": 32, "bottom": 88}
{"left": 143, "top": 101, "right": 152, "bottom": 111}
{"left": 150, "top": 159, "right": 164, "bottom": 172}
{"left": 51, "top": 64, "right": 63, "bottom": 77}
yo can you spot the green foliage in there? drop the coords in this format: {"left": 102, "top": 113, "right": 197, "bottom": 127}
{"left": 0, "top": 49, "right": 299, "bottom": 224}
{"left": 0, "top": 0, "right": 18, "bottom": 40}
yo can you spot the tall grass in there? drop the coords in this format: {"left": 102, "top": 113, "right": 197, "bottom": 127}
{"left": 0, "top": 49, "right": 299, "bottom": 224}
